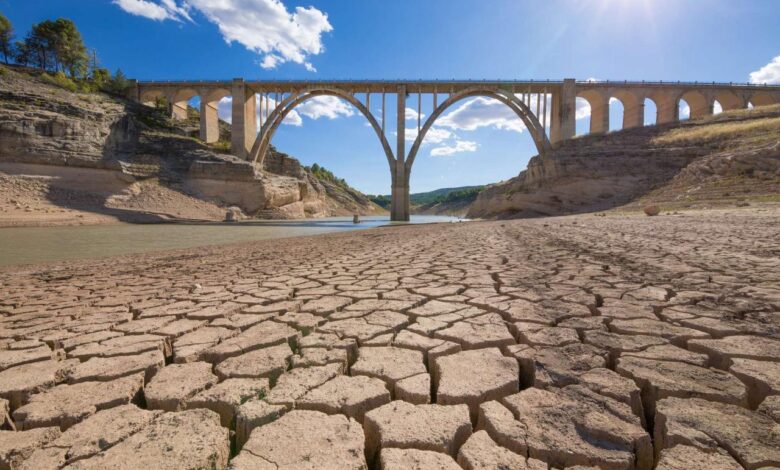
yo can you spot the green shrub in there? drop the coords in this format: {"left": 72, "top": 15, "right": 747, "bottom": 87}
{"left": 40, "top": 71, "right": 78, "bottom": 92}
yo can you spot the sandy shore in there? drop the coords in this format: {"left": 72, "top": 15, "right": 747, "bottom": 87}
{"left": 0, "top": 209, "right": 778, "bottom": 468}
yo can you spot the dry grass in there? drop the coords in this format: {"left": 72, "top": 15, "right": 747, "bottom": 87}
{"left": 651, "top": 116, "right": 780, "bottom": 146}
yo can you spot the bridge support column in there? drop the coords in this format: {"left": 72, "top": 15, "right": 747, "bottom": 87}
{"left": 655, "top": 93, "right": 678, "bottom": 124}
{"left": 231, "top": 79, "right": 256, "bottom": 160}
{"left": 551, "top": 79, "right": 576, "bottom": 145}
{"left": 200, "top": 98, "right": 220, "bottom": 143}
{"left": 170, "top": 99, "right": 188, "bottom": 121}
{"left": 590, "top": 95, "right": 610, "bottom": 134}
{"left": 623, "top": 100, "right": 645, "bottom": 129}
{"left": 391, "top": 86, "right": 410, "bottom": 222}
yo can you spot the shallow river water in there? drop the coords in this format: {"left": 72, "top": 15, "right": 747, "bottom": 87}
{"left": 0, "top": 215, "right": 462, "bottom": 267}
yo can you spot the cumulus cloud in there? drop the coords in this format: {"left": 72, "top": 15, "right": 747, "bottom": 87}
{"left": 437, "top": 97, "right": 527, "bottom": 133}
{"left": 113, "top": 0, "right": 332, "bottom": 71}
{"left": 404, "top": 127, "right": 452, "bottom": 144}
{"left": 295, "top": 96, "right": 354, "bottom": 120}
{"left": 575, "top": 98, "right": 591, "bottom": 120}
{"left": 749, "top": 55, "right": 780, "bottom": 85}
{"left": 112, "top": 0, "right": 185, "bottom": 21}
{"left": 405, "top": 107, "right": 425, "bottom": 121}
{"left": 430, "top": 140, "right": 478, "bottom": 157}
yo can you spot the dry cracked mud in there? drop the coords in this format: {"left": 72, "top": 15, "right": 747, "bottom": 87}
{"left": 1, "top": 209, "right": 779, "bottom": 469}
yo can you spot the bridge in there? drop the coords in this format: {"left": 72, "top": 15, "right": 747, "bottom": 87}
{"left": 129, "top": 79, "right": 780, "bottom": 221}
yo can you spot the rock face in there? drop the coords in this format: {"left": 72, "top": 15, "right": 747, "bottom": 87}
{"left": 467, "top": 105, "right": 780, "bottom": 219}
{"left": 0, "top": 66, "right": 381, "bottom": 223}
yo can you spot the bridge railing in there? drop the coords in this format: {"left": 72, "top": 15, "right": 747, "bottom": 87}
{"left": 135, "top": 78, "right": 780, "bottom": 89}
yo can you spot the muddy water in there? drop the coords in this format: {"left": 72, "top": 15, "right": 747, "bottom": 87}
{"left": 0, "top": 216, "right": 463, "bottom": 267}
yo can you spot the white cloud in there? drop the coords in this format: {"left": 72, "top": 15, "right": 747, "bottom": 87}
{"left": 575, "top": 98, "right": 591, "bottom": 120}
{"left": 113, "top": 0, "right": 179, "bottom": 21}
{"left": 430, "top": 140, "right": 478, "bottom": 157}
{"left": 114, "top": 0, "right": 333, "bottom": 71}
{"left": 749, "top": 55, "right": 780, "bottom": 85}
{"left": 404, "top": 127, "right": 452, "bottom": 144}
{"left": 405, "top": 107, "right": 425, "bottom": 121}
{"left": 437, "top": 97, "right": 527, "bottom": 133}
{"left": 296, "top": 96, "right": 354, "bottom": 120}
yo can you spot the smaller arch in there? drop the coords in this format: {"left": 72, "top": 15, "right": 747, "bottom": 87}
{"left": 169, "top": 88, "right": 199, "bottom": 121}
{"left": 139, "top": 88, "right": 166, "bottom": 107}
{"left": 713, "top": 100, "right": 723, "bottom": 115}
{"left": 678, "top": 90, "right": 711, "bottom": 119}
{"left": 714, "top": 90, "right": 744, "bottom": 111}
{"left": 575, "top": 97, "right": 592, "bottom": 136}
{"left": 577, "top": 90, "right": 609, "bottom": 134}
{"left": 678, "top": 98, "right": 691, "bottom": 121}
{"left": 608, "top": 97, "right": 625, "bottom": 132}
{"left": 611, "top": 90, "right": 643, "bottom": 129}
{"left": 750, "top": 92, "right": 778, "bottom": 107}
{"left": 643, "top": 97, "right": 658, "bottom": 126}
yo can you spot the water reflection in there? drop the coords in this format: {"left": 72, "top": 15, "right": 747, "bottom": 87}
{"left": 0, "top": 215, "right": 464, "bottom": 267}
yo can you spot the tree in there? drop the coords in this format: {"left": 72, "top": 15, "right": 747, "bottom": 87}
{"left": 13, "top": 40, "right": 30, "bottom": 66}
{"left": 23, "top": 19, "right": 87, "bottom": 76}
{"left": 0, "top": 12, "right": 12, "bottom": 65}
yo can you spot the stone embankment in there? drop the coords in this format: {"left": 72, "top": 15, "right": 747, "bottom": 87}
{"left": 1, "top": 209, "right": 779, "bottom": 469}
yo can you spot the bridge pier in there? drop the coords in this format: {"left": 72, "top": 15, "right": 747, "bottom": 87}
{"left": 199, "top": 98, "right": 220, "bottom": 143}
{"left": 391, "top": 85, "right": 410, "bottom": 222}
{"left": 231, "top": 79, "right": 256, "bottom": 160}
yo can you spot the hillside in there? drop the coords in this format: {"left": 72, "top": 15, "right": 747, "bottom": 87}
{"left": 0, "top": 65, "right": 383, "bottom": 226}
{"left": 370, "top": 185, "right": 484, "bottom": 216}
{"left": 468, "top": 105, "right": 780, "bottom": 219}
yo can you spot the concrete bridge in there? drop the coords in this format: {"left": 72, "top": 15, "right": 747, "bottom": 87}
{"left": 130, "top": 79, "right": 780, "bottom": 221}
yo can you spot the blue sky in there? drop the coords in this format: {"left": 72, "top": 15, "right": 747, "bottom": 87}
{"left": 3, "top": 0, "right": 780, "bottom": 194}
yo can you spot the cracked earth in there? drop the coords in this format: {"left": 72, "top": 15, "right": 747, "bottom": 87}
{"left": 1, "top": 210, "right": 779, "bottom": 469}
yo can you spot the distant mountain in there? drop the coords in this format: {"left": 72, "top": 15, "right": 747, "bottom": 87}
{"left": 409, "top": 186, "right": 484, "bottom": 206}
{"left": 368, "top": 185, "right": 485, "bottom": 216}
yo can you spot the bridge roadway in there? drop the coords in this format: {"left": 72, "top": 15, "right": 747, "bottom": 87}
{"left": 130, "top": 79, "right": 780, "bottom": 220}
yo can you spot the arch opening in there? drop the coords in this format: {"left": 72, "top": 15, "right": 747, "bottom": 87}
{"left": 644, "top": 98, "right": 658, "bottom": 126}
{"left": 678, "top": 98, "right": 691, "bottom": 121}
{"left": 250, "top": 88, "right": 395, "bottom": 176}
{"left": 608, "top": 97, "right": 625, "bottom": 132}
{"left": 575, "top": 97, "right": 592, "bottom": 136}
{"left": 405, "top": 88, "right": 551, "bottom": 175}
{"left": 679, "top": 91, "right": 709, "bottom": 120}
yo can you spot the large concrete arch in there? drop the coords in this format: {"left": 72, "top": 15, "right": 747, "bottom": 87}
{"left": 249, "top": 88, "right": 395, "bottom": 173}
{"left": 406, "top": 88, "right": 552, "bottom": 174}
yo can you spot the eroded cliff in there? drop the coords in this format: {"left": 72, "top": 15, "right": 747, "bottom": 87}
{"left": 0, "top": 65, "right": 383, "bottom": 225}
{"left": 468, "top": 105, "right": 780, "bottom": 219}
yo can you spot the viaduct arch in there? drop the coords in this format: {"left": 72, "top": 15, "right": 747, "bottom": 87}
{"left": 132, "top": 78, "right": 780, "bottom": 221}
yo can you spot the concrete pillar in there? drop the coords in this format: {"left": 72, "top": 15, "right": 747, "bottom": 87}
{"left": 390, "top": 86, "right": 410, "bottom": 222}
{"left": 231, "top": 79, "right": 257, "bottom": 160}
{"left": 622, "top": 98, "right": 645, "bottom": 129}
{"left": 200, "top": 98, "right": 220, "bottom": 143}
{"left": 655, "top": 93, "right": 678, "bottom": 124}
{"left": 589, "top": 95, "right": 610, "bottom": 134}
{"left": 549, "top": 90, "right": 561, "bottom": 145}
{"left": 559, "top": 79, "right": 576, "bottom": 141}
{"left": 170, "top": 99, "right": 188, "bottom": 121}
{"left": 690, "top": 97, "right": 714, "bottom": 119}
